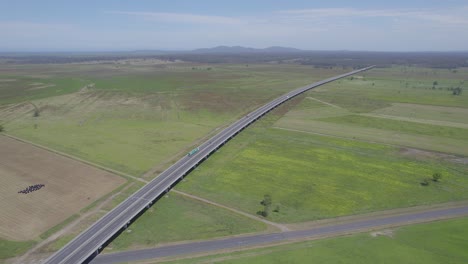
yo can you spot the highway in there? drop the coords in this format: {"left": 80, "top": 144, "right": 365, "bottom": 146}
{"left": 44, "top": 66, "right": 375, "bottom": 264}
{"left": 92, "top": 205, "right": 468, "bottom": 264}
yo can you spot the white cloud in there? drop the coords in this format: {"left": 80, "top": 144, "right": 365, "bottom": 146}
{"left": 278, "top": 7, "right": 468, "bottom": 26}
{"left": 107, "top": 11, "right": 244, "bottom": 25}
{"left": 1, "top": 6, "right": 467, "bottom": 51}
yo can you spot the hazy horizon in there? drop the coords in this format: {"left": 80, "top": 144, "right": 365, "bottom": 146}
{"left": 1, "top": 0, "right": 468, "bottom": 52}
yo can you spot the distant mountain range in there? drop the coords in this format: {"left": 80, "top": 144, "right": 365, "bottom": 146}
{"left": 190, "top": 46, "right": 304, "bottom": 54}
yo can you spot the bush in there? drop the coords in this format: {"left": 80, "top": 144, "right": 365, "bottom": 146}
{"left": 432, "top": 173, "right": 442, "bottom": 182}
{"left": 257, "top": 210, "right": 268, "bottom": 217}
{"left": 421, "top": 178, "right": 431, "bottom": 186}
{"left": 273, "top": 205, "right": 280, "bottom": 213}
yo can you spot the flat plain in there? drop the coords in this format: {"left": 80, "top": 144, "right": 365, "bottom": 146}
{"left": 1, "top": 62, "right": 348, "bottom": 260}
{"left": 1, "top": 63, "right": 346, "bottom": 177}
{"left": 177, "top": 66, "right": 468, "bottom": 222}
{"left": 2, "top": 63, "right": 468, "bottom": 262}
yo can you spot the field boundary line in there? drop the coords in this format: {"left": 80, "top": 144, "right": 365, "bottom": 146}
{"left": 305, "top": 97, "right": 342, "bottom": 108}
{"left": 359, "top": 113, "right": 468, "bottom": 129}
{"left": 0, "top": 133, "right": 148, "bottom": 184}
{"left": 272, "top": 126, "right": 403, "bottom": 147}
{"left": 172, "top": 190, "right": 289, "bottom": 232}
{"left": 271, "top": 126, "right": 468, "bottom": 158}
{"left": 284, "top": 200, "right": 468, "bottom": 230}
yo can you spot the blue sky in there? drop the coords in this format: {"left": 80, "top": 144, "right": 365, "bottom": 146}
{"left": 1, "top": 0, "right": 467, "bottom": 51}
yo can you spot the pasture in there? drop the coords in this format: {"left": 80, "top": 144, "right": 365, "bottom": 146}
{"left": 275, "top": 66, "right": 468, "bottom": 155}
{"left": 0, "top": 135, "right": 125, "bottom": 241}
{"left": 0, "top": 63, "right": 348, "bottom": 177}
{"left": 177, "top": 66, "right": 468, "bottom": 222}
{"left": 178, "top": 119, "right": 468, "bottom": 222}
{"left": 105, "top": 192, "right": 266, "bottom": 252}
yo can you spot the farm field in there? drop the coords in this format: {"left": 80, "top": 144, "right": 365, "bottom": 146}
{"left": 177, "top": 66, "right": 468, "bottom": 223}
{"left": 177, "top": 116, "right": 468, "bottom": 222}
{"left": 0, "top": 135, "right": 125, "bottom": 261}
{"left": 0, "top": 63, "right": 347, "bottom": 177}
{"left": 1, "top": 62, "right": 337, "bottom": 261}
{"left": 0, "top": 135, "right": 125, "bottom": 241}
{"left": 164, "top": 216, "right": 468, "bottom": 264}
{"left": 275, "top": 67, "right": 468, "bottom": 155}
{"left": 308, "top": 66, "right": 468, "bottom": 113}
{"left": 2, "top": 63, "right": 468, "bottom": 261}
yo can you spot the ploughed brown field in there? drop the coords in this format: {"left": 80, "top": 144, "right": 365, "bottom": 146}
{"left": 0, "top": 135, "right": 125, "bottom": 241}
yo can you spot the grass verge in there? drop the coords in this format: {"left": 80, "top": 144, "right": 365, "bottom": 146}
{"left": 164, "top": 216, "right": 468, "bottom": 264}
{"left": 105, "top": 192, "right": 267, "bottom": 252}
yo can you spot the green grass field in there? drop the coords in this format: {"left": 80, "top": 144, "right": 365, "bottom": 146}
{"left": 274, "top": 67, "right": 468, "bottom": 155}
{"left": 0, "top": 62, "right": 345, "bottom": 260}
{"left": 3, "top": 64, "right": 468, "bottom": 260}
{"left": 105, "top": 192, "right": 266, "bottom": 252}
{"left": 310, "top": 66, "right": 468, "bottom": 112}
{"left": 373, "top": 103, "right": 468, "bottom": 125}
{"left": 1, "top": 64, "right": 346, "bottom": 177}
{"left": 0, "top": 239, "right": 35, "bottom": 260}
{"left": 318, "top": 114, "right": 468, "bottom": 141}
{"left": 177, "top": 66, "right": 468, "bottom": 222}
{"left": 0, "top": 76, "right": 89, "bottom": 105}
{"left": 164, "top": 216, "right": 468, "bottom": 264}
{"left": 177, "top": 115, "right": 468, "bottom": 222}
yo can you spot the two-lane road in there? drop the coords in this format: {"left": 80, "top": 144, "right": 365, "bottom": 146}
{"left": 45, "top": 66, "right": 375, "bottom": 264}
{"left": 91, "top": 205, "right": 468, "bottom": 264}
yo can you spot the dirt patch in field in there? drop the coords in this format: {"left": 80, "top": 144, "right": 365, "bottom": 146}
{"left": 183, "top": 91, "right": 237, "bottom": 113}
{"left": 370, "top": 229, "right": 394, "bottom": 238}
{"left": 27, "top": 84, "right": 56, "bottom": 91}
{"left": 399, "top": 147, "right": 468, "bottom": 164}
{"left": 0, "top": 136, "right": 126, "bottom": 241}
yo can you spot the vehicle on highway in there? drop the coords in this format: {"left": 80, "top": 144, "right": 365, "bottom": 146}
{"left": 188, "top": 147, "right": 200, "bottom": 156}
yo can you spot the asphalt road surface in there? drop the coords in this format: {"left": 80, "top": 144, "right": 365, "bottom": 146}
{"left": 44, "top": 66, "right": 375, "bottom": 264}
{"left": 92, "top": 205, "right": 468, "bottom": 264}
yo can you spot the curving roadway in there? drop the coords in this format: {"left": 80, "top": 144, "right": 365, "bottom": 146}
{"left": 44, "top": 66, "right": 375, "bottom": 264}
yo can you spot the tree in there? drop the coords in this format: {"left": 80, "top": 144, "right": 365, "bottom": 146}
{"left": 33, "top": 109, "right": 40, "bottom": 117}
{"left": 257, "top": 210, "right": 268, "bottom": 217}
{"left": 453, "top": 87, "right": 462, "bottom": 96}
{"left": 432, "top": 172, "right": 442, "bottom": 182}
{"left": 433, "top": 81, "right": 438, "bottom": 86}
{"left": 258, "top": 194, "right": 272, "bottom": 217}
{"left": 261, "top": 194, "right": 272, "bottom": 207}
{"left": 0, "top": 124, "right": 3, "bottom": 132}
